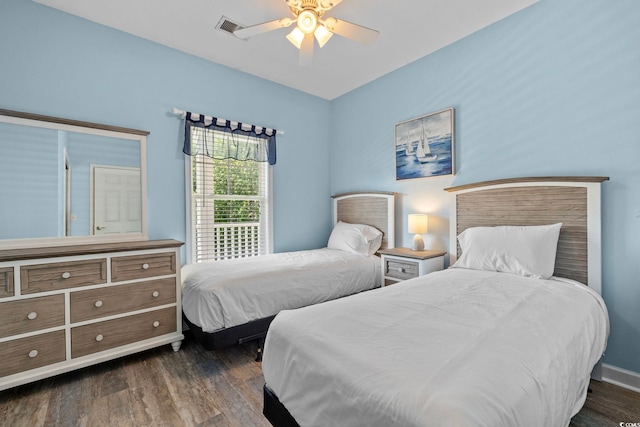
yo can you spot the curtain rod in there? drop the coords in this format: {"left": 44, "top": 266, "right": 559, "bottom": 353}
{"left": 171, "top": 108, "right": 284, "bottom": 135}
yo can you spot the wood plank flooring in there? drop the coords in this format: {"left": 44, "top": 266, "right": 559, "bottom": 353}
{"left": 1, "top": 334, "right": 638, "bottom": 426}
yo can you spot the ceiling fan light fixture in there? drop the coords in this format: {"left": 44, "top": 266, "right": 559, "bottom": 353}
{"left": 286, "top": 27, "right": 305, "bottom": 49}
{"left": 237, "top": 0, "right": 377, "bottom": 63}
{"left": 297, "top": 10, "right": 318, "bottom": 34}
{"left": 314, "top": 24, "right": 333, "bottom": 48}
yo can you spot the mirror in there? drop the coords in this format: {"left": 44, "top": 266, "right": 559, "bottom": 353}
{"left": 0, "top": 109, "right": 148, "bottom": 248}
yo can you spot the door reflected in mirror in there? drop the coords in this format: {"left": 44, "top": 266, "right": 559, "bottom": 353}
{"left": 92, "top": 166, "right": 141, "bottom": 235}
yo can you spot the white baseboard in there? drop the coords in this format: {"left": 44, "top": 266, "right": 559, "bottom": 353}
{"left": 602, "top": 363, "right": 640, "bottom": 393}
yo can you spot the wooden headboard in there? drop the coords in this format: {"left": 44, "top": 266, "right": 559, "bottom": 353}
{"left": 445, "top": 177, "right": 608, "bottom": 291}
{"left": 332, "top": 192, "right": 396, "bottom": 250}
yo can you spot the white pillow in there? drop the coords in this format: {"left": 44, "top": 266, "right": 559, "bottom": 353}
{"left": 327, "top": 221, "right": 383, "bottom": 256}
{"left": 451, "top": 223, "right": 562, "bottom": 279}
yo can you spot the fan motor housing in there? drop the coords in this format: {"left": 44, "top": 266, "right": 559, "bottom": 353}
{"left": 289, "top": 0, "right": 328, "bottom": 17}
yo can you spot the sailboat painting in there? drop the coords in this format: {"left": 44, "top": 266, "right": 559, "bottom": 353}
{"left": 395, "top": 108, "right": 454, "bottom": 180}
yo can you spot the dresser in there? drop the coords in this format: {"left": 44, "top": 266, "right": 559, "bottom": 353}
{"left": 378, "top": 247, "right": 446, "bottom": 286}
{"left": 0, "top": 239, "right": 183, "bottom": 391}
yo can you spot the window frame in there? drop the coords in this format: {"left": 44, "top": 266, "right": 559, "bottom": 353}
{"left": 184, "top": 149, "right": 273, "bottom": 264}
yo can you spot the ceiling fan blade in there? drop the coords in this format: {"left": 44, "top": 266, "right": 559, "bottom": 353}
{"left": 322, "top": 17, "right": 379, "bottom": 45}
{"left": 234, "top": 18, "right": 294, "bottom": 39}
{"left": 299, "top": 35, "right": 314, "bottom": 66}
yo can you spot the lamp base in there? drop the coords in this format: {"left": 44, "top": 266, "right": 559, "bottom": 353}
{"left": 411, "top": 234, "right": 425, "bottom": 251}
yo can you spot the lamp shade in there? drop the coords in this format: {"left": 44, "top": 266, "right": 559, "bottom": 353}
{"left": 286, "top": 27, "right": 305, "bottom": 49}
{"left": 314, "top": 24, "right": 333, "bottom": 47}
{"left": 408, "top": 214, "right": 428, "bottom": 234}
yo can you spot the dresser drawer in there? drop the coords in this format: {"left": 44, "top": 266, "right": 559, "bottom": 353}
{"left": 111, "top": 253, "right": 176, "bottom": 282}
{"left": 0, "top": 330, "right": 66, "bottom": 377}
{"left": 0, "top": 294, "right": 65, "bottom": 339}
{"left": 70, "top": 278, "right": 177, "bottom": 323}
{"left": 0, "top": 267, "right": 14, "bottom": 298}
{"left": 384, "top": 259, "right": 419, "bottom": 280}
{"left": 71, "top": 307, "right": 176, "bottom": 358}
{"left": 21, "top": 259, "right": 107, "bottom": 294}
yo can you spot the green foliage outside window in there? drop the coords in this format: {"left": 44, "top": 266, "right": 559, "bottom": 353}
{"left": 192, "top": 154, "right": 262, "bottom": 224}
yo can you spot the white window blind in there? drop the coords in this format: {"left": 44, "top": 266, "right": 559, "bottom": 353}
{"left": 187, "top": 127, "right": 272, "bottom": 263}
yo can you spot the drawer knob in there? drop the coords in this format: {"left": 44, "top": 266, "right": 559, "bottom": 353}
{"left": 153, "top": 321, "right": 160, "bottom": 328}
{"left": 61, "top": 271, "right": 71, "bottom": 279}
{"left": 95, "top": 334, "right": 104, "bottom": 342}
{"left": 27, "top": 311, "right": 38, "bottom": 320}
{"left": 142, "top": 263, "right": 150, "bottom": 270}
{"left": 395, "top": 267, "right": 405, "bottom": 273}
{"left": 28, "top": 350, "right": 39, "bottom": 358}
{"left": 152, "top": 291, "right": 159, "bottom": 298}
{"left": 94, "top": 300, "right": 103, "bottom": 308}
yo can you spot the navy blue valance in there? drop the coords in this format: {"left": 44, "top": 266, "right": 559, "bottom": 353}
{"left": 183, "top": 112, "right": 277, "bottom": 165}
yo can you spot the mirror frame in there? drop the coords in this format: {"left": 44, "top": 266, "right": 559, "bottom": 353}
{"left": 0, "top": 108, "right": 149, "bottom": 249}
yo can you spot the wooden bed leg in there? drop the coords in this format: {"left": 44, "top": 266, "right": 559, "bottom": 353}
{"left": 256, "top": 337, "right": 264, "bottom": 362}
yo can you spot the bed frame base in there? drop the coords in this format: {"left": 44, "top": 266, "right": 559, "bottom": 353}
{"left": 183, "top": 314, "right": 275, "bottom": 361}
{"left": 263, "top": 384, "right": 301, "bottom": 427}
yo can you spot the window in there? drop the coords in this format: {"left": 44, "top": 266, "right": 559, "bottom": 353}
{"left": 186, "top": 127, "right": 272, "bottom": 263}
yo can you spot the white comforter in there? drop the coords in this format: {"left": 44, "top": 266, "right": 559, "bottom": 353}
{"left": 262, "top": 268, "right": 609, "bottom": 427}
{"left": 181, "top": 248, "right": 381, "bottom": 332}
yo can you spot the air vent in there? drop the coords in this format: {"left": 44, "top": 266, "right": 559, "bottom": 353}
{"left": 216, "top": 16, "right": 242, "bottom": 36}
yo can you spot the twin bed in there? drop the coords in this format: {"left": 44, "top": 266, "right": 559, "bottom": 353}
{"left": 261, "top": 177, "right": 610, "bottom": 427}
{"left": 181, "top": 192, "right": 395, "bottom": 357}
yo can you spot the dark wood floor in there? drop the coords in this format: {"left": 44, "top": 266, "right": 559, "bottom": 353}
{"left": 1, "top": 334, "right": 639, "bottom": 426}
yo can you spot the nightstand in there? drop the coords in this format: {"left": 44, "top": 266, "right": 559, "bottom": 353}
{"left": 378, "top": 247, "right": 446, "bottom": 286}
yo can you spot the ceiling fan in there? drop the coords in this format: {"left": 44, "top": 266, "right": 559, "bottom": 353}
{"left": 233, "top": 0, "right": 379, "bottom": 66}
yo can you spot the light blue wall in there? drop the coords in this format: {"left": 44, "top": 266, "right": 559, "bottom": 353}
{"left": 331, "top": 0, "right": 640, "bottom": 374}
{"left": 0, "top": 0, "right": 332, "bottom": 253}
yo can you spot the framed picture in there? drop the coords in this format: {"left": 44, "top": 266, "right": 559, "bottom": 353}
{"left": 395, "top": 108, "right": 454, "bottom": 180}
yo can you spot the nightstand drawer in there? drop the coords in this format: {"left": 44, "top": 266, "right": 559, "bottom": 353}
{"left": 379, "top": 248, "right": 447, "bottom": 286}
{"left": 0, "top": 267, "right": 14, "bottom": 298}
{"left": 111, "top": 253, "right": 176, "bottom": 282}
{"left": 71, "top": 307, "right": 176, "bottom": 358}
{"left": 20, "top": 259, "right": 107, "bottom": 294}
{"left": 70, "top": 278, "right": 176, "bottom": 323}
{"left": 385, "top": 259, "right": 419, "bottom": 280}
{"left": 0, "top": 294, "right": 65, "bottom": 339}
{"left": 0, "top": 330, "right": 66, "bottom": 377}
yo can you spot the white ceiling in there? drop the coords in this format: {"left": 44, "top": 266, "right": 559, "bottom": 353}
{"left": 34, "top": 0, "right": 538, "bottom": 100}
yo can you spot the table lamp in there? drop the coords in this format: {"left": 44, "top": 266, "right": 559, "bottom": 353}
{"left": 408, "top": 214, "right": 428, "bottom": 251}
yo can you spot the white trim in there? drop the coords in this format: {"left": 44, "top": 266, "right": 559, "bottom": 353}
{"left": 184, "top": 154, "right": 194, "bottom": 264}
{"left": 602, "top": 364, "right": 640, "bottom": 393}
{"left": 448, "top": 191, "right": 458, "bottom": 265}
{"left": 585, "top": 182, "right": 602, "bottom": 295}
{"left": 266, "top": 165, "right": 275, "bottom": 254}
{"left": 139, "top": 135, "right": 148, "bottom": 239}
